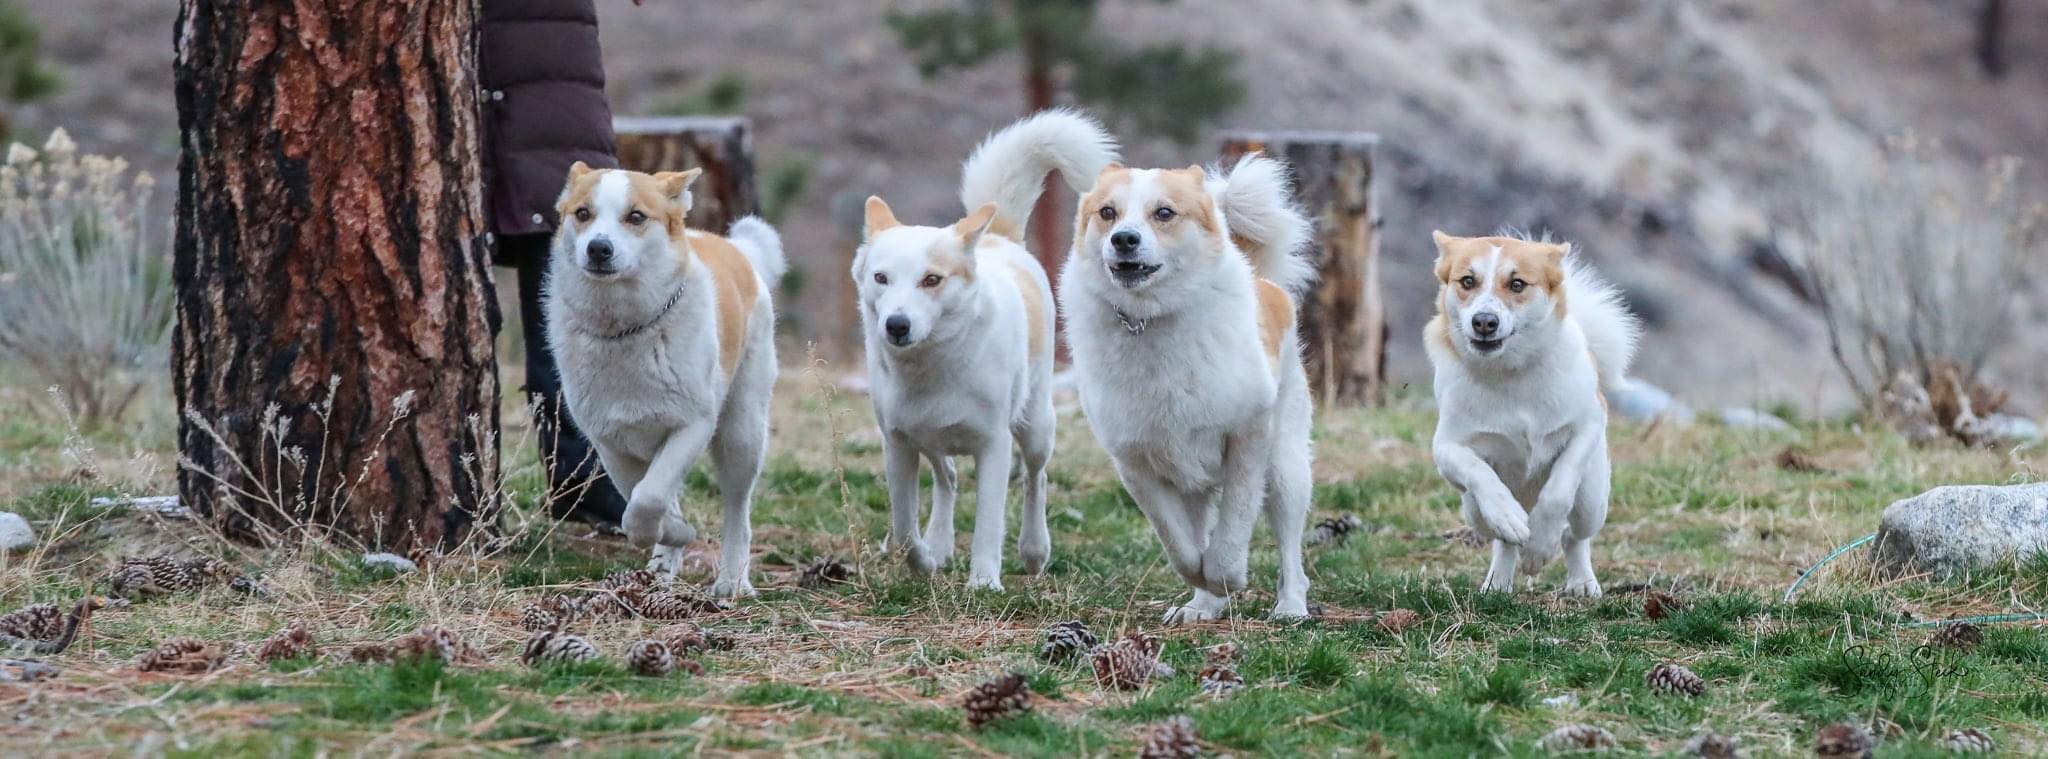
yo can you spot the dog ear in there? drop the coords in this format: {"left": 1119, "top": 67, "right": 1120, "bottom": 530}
{"left": 1098, "top": 162, "right": 1124, "bottom": 176}
{"left": 864, "top": 196, "right": 899, "bottom": 238}
{"left": 1431, "top": 230, "right": 1455, "bottom": 282}
{"left": 952, "top": 203, "right": 998, "bottom": 271}
{"left": 655, "top": 168, "right": 704, "bottom": 213}
{"left": 567, "top": 161, "right": 593, "bottom": 183}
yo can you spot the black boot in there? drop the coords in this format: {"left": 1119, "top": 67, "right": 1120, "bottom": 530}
{"left": 510, "top": 234, "right": 627, "bottom": 527}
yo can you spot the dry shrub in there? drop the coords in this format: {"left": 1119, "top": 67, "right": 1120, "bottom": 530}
{"left": 1794, "top": 135, "right": 2042, "bottom": 444}
{"left": 0, "top": 128, "right": 170, "bottom": 423}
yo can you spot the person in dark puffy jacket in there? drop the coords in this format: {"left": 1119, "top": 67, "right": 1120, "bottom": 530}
{"left": 480, "top": 0, "right": 641, "bottom": 527}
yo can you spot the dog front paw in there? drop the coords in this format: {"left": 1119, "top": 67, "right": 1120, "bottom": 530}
{"left": 965, "top": 572, "right": 1005, "bottom": 593}
{"left": 709, "top": 575, "right": 757, "bottom": 599}
{"left": 621, "top": 499, "right": 669, "bottom": 549}
{"left": 1202, "top": 554, "right": 1249, "bottom": 595}
{"left": 1478, "top": 497, "right": 1531, "bottom": 544}
{"left": 1162, "top": 604, "right": 1222, "bottom": 625}
{"left": 1019, "top": 539, "right": 1051, "bottom": 576}
{"left": 1561, "top": 578, "right": 1602, "bottom": 599}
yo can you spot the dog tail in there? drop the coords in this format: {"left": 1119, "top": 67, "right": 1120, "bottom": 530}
{"left": 959, "top": 108, "right": 1119, "bottom": 242}
{"left": 1563, "top": 256, "right": 1640, "bottom": 392}
{"left": 1214, "top": 153, "right": 1316, "bottom": 297}
{"left": 727, "top": 216, "right": 787, "bottom": 286}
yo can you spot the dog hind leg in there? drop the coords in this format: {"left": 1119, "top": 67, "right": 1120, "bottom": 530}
{"left": 1264, "top": 435, "right": 1313, "bottom": 619}
{"left": 1561, "top": 446, "right": 1610, "bottom": 598}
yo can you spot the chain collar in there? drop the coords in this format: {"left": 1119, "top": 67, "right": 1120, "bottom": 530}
{"left": 582, "top": 282, "right": 689, "bottom": 341}
{"left": 1116, "top": 310, "right": 1149, "bottom": 336}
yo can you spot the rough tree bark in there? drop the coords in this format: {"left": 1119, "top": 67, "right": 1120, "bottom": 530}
{"left": 1221, "top": 131, "right": 1385, "bottom": 406}
{"left": 173, "top": 1, "right": 499, "bottom": 551}
{"left": 612, "top": 116, "right": 760, "bottom": 233}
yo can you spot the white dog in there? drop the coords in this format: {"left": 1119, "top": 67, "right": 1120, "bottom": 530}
{"left": 545, "top": 163, "right": 786, "bottom": 598}
{"left": 853, "top": 110, "right": 1117, "bottom": 591}
{"left": 1424, "top": 231, "right": 1639, "bottom": 598}
{"left": 1061, "top": 155, "right": 1316, "bottom": 622}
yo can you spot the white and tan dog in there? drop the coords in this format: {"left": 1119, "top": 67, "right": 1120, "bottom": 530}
{"left": 1425, "top": 232, "right": 1639, "bottom": 598}
{"left": 854, "top": 110, "right": 1117, "bottom": 591}
{"left": 545, "top": 163, "right": 786, "bottom": 598}
{"left": 1062, "top": 155, "right": 1316, "bottom": 622}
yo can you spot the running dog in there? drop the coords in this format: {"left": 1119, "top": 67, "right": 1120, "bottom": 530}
{"left": 854, "top": 110, "right": 1117, "bottom": 591}
{"left": 545, "top": 163, "right": 786, "bottom": 598}
{"left": 1061, "top": 155, "right": 1316, "bottom": 622}
{"left": 1424, "top": 231, "right": 1639, "bottom": 598}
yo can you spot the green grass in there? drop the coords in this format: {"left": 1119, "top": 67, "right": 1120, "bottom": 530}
{"left": 2, "top": 388, "right": 2044, "bottom": 755}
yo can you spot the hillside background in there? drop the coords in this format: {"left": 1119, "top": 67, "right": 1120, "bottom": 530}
{"left": 16, "top": 0, "right": 2045, "bottom": 412}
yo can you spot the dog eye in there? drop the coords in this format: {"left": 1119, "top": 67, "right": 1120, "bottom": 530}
{"left": 920, "top": 273, "right": 943, "bottom": 288}
{"left": 873, "top": 272, "right": 889, "bottom": 285}
{"left": 1152, "top": 207, "right": 1176, "bottom": 222}
{"left": 1459, "top": 275, "right": 1478, "bottom": 290}
{"left": 573, "top": 207, "right": 592, "bottom": 223}
{"left": 625, "top": 210, "right": 647, "bottom": 225}
{"left": 1098, "top": 206, "right": 1117, "bottom": 221}
{"left": 1508, "top": 278, "right": 1527, "bottom": 293}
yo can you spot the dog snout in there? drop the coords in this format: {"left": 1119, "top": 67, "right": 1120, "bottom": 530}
{"left": 585, "top": 237, "right": 615, "bottom": 267}
{"left": 883, "top": 314, "right": 912, "bottom": 345}
{"left": 1109, "top": 229, "right": 1143, "bottom": 257}
{"left": 1470, "top": 312, "right": 1500, "bottom": 338}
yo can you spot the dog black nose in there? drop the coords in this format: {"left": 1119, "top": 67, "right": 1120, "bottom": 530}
{"left": 884, "top": 315, "right": 911, "bottom": 340}
{"left": 1110, "top": 229, "right": 1142, "bottom": 256}
{"left": 586, "top": 238, "right": 614, "bottom": 264}
{"left": 1471, "top": 312, "right": 1500, "bottom": 337}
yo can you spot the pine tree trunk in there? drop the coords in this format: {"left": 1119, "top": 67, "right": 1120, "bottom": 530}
{"left": 613, "top": 116, "right": 761, "bottom": 233}
{"left": 172, "top": 0, "right": 499, "bottom": 551}
{"left": 1221, "top": 131, "right": 1385, "bottom": 406}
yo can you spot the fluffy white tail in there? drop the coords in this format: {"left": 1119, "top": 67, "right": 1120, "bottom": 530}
{"left": 727, "top": 216, "right": 787, "bottom": 285}
{"left": 1214, "top": 154, "right": 1315, "bottom": 296}
{"left": 1563, "top": 257, "right": 1640, "bottom": 391}
{"left": 959, "top": 108, "right": 1120, "bottom": 241}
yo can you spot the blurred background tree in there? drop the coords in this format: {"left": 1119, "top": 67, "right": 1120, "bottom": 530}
{"left": 888, "top": 0, "right": 1245, "bottom": 284}
{"left": 0, "top": 0, "right": 60, "bottom": 138}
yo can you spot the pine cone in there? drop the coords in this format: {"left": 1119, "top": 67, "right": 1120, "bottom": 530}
{"left": 137, "top": 638, "right": 226, "bottom": 674}
{"left": 179, "top": 557, "right": 237, "bottom": 586}
{"left": 633, "top": 590, "right": 724, "bottom": 621}
{"left": 405, "top": 546, "right": 438, "bottom": 571}
{"left": 1377, "top": 608, "right": 1422, "bottom": 635}
{"left": 377, "top": 624, "right": 484, "bottom": 665}
{"left": 1776, "top": 447, "right": 1824, "bottom": 473}
{"left": 625, "top": 640, "right": 677, "bottom": 676}
{"left": 1643, "top": 591, "right": 1685, "bottom": 621}
{"left": 657, "top": 623, "right": 735, "bottom": 653}
{"left": 255, "top": 621, "right": 317, "bottom": 663}
{"left": 1813, "top": 722, "right": 1873, "bottom": 758}
{"left": 1304, "top": 514, "right": 1364, "bottom": 546}
{"left": 227, "top": 574, "right": 268, "bottom": 597}
{"left": 1938, "top": 729, "right": 1994, "bottom": 753}
{"left": 1683, "top": 731, "right": 1740, "bottom": 758}
{"left": 1540, "top": 724, "right": 1617, "bottom": 752}
{"left": 520, "top": 594, "right": 586, "bottom": 631}
{"left": 108, "top": 556, "right": 186, "bottom": 598}
{"left": 522, "top": 630, "right": 600, "bottom": 666}
{"left": 1930, "top": 622, "right": 1983, "bottom": 652}
{"left": 1091, "top": 633, "right": 1170, "bottom": 690}
{"left": 0, "top": 603, "right": 66, "bottom": 641}
{"left": 1138, "top": 715, "right": 1200, "bottom": 759}
{"left": 798, "top": 557, "right": 852, "bottom": 588}
{"left": 1646, "top": 662, "right": 1706, "bottom": 697}
{"left": 595, "top": 568, "right": 663, "bottom": 592}
{"left": 962, "top": 672, "right": 1031, "bottom": 729}
{"left": 1197, "top": 664, "right": 1243, "bottom": 698}
{"left": 1202, "top": 642, "right": 1240, "bottom": 666}
{"left": 1038, "top": 620, "right": 1099, "bottom": 663}
{"left": 1442, "top": 525, "right": 1484, "bottom": 548}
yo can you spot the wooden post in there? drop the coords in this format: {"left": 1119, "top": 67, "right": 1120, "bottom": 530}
{"left": 173, "top": 0, "right": 498, "bottom": 550}
{"left": 612, "top": 116, "right": 760, "bottom": 232}
{"left": 1220, "top": 131, "right": 1385, "bottom": 406}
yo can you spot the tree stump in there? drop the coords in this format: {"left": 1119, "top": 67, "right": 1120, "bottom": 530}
{"left": 1220, "top": 132, "right": 1385, "bottom": 406}
{"left": 612, "top": 116, "right": 760, "bottom": 233}
{"left": 172, "top": 0, "right": 499, "bottom": 551}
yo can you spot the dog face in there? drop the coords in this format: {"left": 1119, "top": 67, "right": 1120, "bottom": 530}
{"left": 554, "top": 163, "right": 702, "bottom": 280}
{"left": 1074, "top": 165, "right": 1226, "bottom": 291}
{"left": 852, "top": 197, "right": 994, "bottom": 349}
{"left": 1431, "top": 232, "right": 1568, "bottom": 358}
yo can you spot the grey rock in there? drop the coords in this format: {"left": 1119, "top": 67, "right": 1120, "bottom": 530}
{"left": 1716, "top": 406, "right": 1793, "bottom": 432}
{"left": 0, "top": 513, "right": 33, "bottom": 552}
{"left": 360, "top": 552, "right": 419, "bottom": 574}
{"left": 1873, "top": 483, "right": 2048, "bottom": 577}
{"left": 1608, "top": 379, "right": 1696, "bottom": 423}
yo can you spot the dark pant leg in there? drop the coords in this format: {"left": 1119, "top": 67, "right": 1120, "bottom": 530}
{"left": 507, "top": 233, "right": 627, "bottom": 526}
